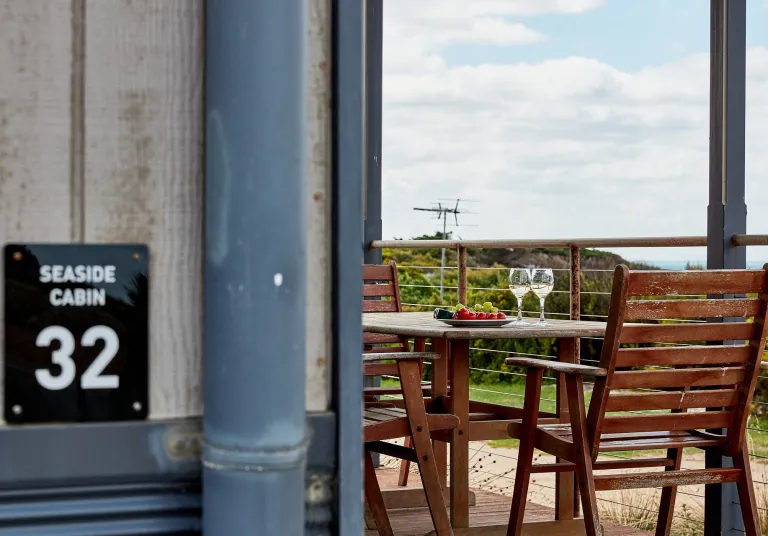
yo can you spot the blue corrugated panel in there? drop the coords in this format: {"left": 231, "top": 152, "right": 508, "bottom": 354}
{"left": 0, "top": 482, "right": 201, "bottom": 535}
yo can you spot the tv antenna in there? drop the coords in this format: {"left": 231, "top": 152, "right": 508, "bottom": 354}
{"left": 413, "top": 199, "right": 475, "bottom": 300}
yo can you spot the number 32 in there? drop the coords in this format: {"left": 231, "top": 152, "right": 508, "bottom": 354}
{"left": 35, "top": 326, "right": 120, "bottom": 390}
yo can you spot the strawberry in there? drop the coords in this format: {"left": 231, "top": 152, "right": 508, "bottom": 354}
{"left": 468, "top": 311, "right": 477, "bottom": 320}
{"left": 452, "top": 312, "right": 459, "bottom": 319}
{"left": 477, "top": 312, "right": 487, "bottom": 320}
{"left": 497, "top": 312, "right": 507, "bottom": 320}
{"left": 458, "top": 308, "right": 471, "bottom": 320}
{"left": 488, "top": 313, "right": 497, "bottom": 319}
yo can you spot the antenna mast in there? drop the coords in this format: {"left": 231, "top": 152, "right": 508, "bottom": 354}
{"left": 413, "top": 199, "right": 469, "bottom": 301}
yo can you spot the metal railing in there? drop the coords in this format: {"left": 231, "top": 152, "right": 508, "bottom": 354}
{"left": 369, "top": 234, "right": 768, "bottom": 533}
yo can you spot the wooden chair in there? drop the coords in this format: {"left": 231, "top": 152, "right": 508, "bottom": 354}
{"left": 363, "top": 261, "right": 431, "bottom": 485}
{"left": 363, "top": 351, "right": 458, "bottom": 536}
{"left": 504, "top": 265, "right": 768, "bottom": 536}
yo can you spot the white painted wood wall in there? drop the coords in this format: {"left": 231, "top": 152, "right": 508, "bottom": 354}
{"left": 0, "top": 0, "right": 331, "bottom": 424}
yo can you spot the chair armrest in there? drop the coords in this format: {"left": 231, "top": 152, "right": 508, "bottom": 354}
{"left": 504, "top": 357, "right": 607, "bottom": 377}
{"left": 363, "top": 352, "right": 440, "bottom": 363}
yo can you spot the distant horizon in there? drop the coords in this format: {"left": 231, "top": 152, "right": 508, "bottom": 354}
{"left": 632, "top": 260, "right": 768, "bottom": 269}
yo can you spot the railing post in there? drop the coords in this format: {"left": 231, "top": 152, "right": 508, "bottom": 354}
{"left": 457, "top": 246, "right": 468, "bottom": 305}
{"left": 569, "top": 245, "right": 581, "bottom": 336}
{"left": 569, "top": 244, "right": 581, "bottom": 379}
{"left": 569, "top": 245, "right": 582, "bottom": 518}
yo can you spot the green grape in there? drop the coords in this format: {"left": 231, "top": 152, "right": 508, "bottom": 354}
{"left": 492, "top": 307, "right": 499, "bottom": 313}
{"left": 483, "top": 302, "right": 493, "bottom": 313}
{"left": 473, "top": 304, "right": 483, "bottom": 312}
{"left": 455, "top": 303, "right": 466, "bottom": 311}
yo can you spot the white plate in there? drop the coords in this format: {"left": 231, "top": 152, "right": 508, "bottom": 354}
{"left": 437, "top": 318, "right": 514, "bottom": 328}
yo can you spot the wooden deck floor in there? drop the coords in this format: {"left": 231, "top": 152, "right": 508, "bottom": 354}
{"left": 366, "top": 468, "right": 648, "bottom": 536}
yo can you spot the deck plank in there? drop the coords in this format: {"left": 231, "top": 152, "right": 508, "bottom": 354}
{"left": 367, "top": 468, "right": 650, "bottom": 536}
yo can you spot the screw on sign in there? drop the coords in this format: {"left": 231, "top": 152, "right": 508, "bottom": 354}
{"left": 3, "top": 244, "right": 149, "bottom": 424}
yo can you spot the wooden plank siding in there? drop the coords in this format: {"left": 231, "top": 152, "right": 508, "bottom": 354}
{"left": 0, "top": 0, "right": 334, "bottom": 421}
{"left": 0, "top": 0, "right": 76, "bottom": 425}
{"left": 82, "top": 0, "right": 204, "bottom": 419}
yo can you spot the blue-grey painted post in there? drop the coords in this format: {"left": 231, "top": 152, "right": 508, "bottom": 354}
{"left": 332, "top": 0, "right": 365, "bottom": 534}
{"left": 364, "top": 0, "right": 383, "bottom": 266}
{"left": 705, "top": 1, "right": 747, "bottom": 534}
{"left": 204, "top": 1, "right": 307, "bottom": 535}
{"left": 363, "top": 0, "right": 384, "bottom": 467}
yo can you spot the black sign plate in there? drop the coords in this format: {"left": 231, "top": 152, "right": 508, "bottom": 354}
{"left": 4, "top": 244, "right": 149, "bottom": 424}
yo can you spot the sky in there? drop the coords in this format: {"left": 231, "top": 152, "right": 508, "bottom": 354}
{"left": 380, "top": 0, "right": 768, "bottom": 264}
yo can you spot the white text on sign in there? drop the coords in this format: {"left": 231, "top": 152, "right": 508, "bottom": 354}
{"left": 39, "top": 265, "right": 116, "bottom": 307}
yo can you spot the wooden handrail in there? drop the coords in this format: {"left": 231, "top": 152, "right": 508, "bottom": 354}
{"left": 370, "top": 236, "right": 708, "bottom": 249}
{"left": 732, "top": 234, "right": 768, "bottom": 246}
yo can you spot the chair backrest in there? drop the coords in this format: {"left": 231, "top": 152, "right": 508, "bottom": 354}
{"left": 587, "top": 265, "right": 768, "bottom": 456}
{"left": 362, "top": 261, "right": 406, "bottom": 349}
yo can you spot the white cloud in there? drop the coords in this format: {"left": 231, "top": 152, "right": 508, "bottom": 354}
{"left": 380, "top": 1, "right": 768, "bottom": 263}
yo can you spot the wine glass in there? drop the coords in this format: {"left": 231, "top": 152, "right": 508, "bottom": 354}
{"left": 508, "top": 268, "right": 531, "bottom": 326}
{"left": 530, "top": 268, "right": 555, "bottom": 327}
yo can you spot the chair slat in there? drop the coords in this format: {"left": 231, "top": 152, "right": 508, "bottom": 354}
{"left": 605, "top": 389, "right": 740, "bottom": 412}
{"left": 363, "top": 299, "right": 399, "bottom": 313}
{"left": 598, "top": 432, "right": 725, "bottom": 452}
{"left": 626, "top": 270, "right": 766, "bottom": 296}
{"left": 625, "top": 298, "right": 761, "bottom": 320}
{"left": 610, "top": 367, "right": 746, "bottom": 390}
{"left": 362, "top": 363, "right": 399, "bottom": 376}
{"left": 363, "top": 333, "right": 403, "bottom": 345}
{"left": 600, "top": 411, "right": 733, "bottom": 435}
{"left": 363, "top": 283, "right": 396, "bottom": 297}
{"left": 594, "top": 468, "right": 742, "bottom": 491}
{"left": 363, "top": 409, "right": 401, "bottom": 422}
{"left": 362, "top": 264, "right": 395, "bottom": 282}
{"left": 363, "top": 344, "right": 408, "bottom": 353}
{"left": 615, "top": 345, "right": 752, "bottom": 367}
{"left": 620, "top": 322, "right": 757, "bottom": 344}
{"left": 366, "top": 406, "right": 407, "bottom": 420}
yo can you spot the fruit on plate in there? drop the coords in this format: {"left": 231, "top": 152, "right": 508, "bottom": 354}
{"left": 450, "top": 302, "right": 507, "bottom": 321}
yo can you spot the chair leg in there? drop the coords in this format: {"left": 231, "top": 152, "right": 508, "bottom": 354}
{"left": 364, "top": 449, "right": 394, "bottom": 536}
{"left": 655, "top": 447, "right": 682, "bottom": 536}
{"left": 399, "top": 360, "right": 453, "bottom": 536}
{"left": 733, "top": 447, "right": 760, "bottom": 536}
{"left": 506, "top": 368, "right": 543, "bottom": 536}
{"left": 397, "top": 436, "right": 412, "bottom": 486}
{"left": 565, "top": 375, "right": 602, "bottom": 536}
{"left": 398, "top": 341, "right": 426, "bottom": 487}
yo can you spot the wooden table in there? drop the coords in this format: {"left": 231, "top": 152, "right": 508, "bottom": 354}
{"left": 362, "top": 312, "right": 609, "bottom": 535}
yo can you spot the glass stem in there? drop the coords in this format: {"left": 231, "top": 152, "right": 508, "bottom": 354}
{"left": 517, "top": 296, "right": 524, "bottom": 322}
{"left": 539, "top": 297, "right": 545, "bottom": 323}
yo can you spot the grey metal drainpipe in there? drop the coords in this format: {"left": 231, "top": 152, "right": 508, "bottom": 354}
{"left": 203, "top": 1, "right": 307, "bottom": 535}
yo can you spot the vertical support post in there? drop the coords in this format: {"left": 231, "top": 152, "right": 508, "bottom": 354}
{"left": 569, "top": 245, "right": 581, "bottom": 358}
{"left": 439, "top": 217, "right": 447, "bottom": 301}
{"left": 332, "top": 0, "right": 365, "bottom": 534}
{"left": 203, "top": 1, "right": 308, "bottom": 535}
{"left": 362, "top": 0, "right": 383, "bottom": 467}
{"left": 363, "top": 0, "right": 383, "bottom": 266}
{"left": 457, "top": 246, "right": 468, "bottom": 305}
{"left": 705, "top": 1, "right": 747, "bottom": 534}
{"left": 567, "top": 244, "right": 582, "bottom": 517}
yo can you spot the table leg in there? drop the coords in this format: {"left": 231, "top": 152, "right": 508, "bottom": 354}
{"left": 432, "top": 338, "right": 450, "bottom": 488}
{"left": 555, "top": 337, "right": 579, "bottom": 520}
{"left": 449, "top": 338, "right": 470, "bottom": 528}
